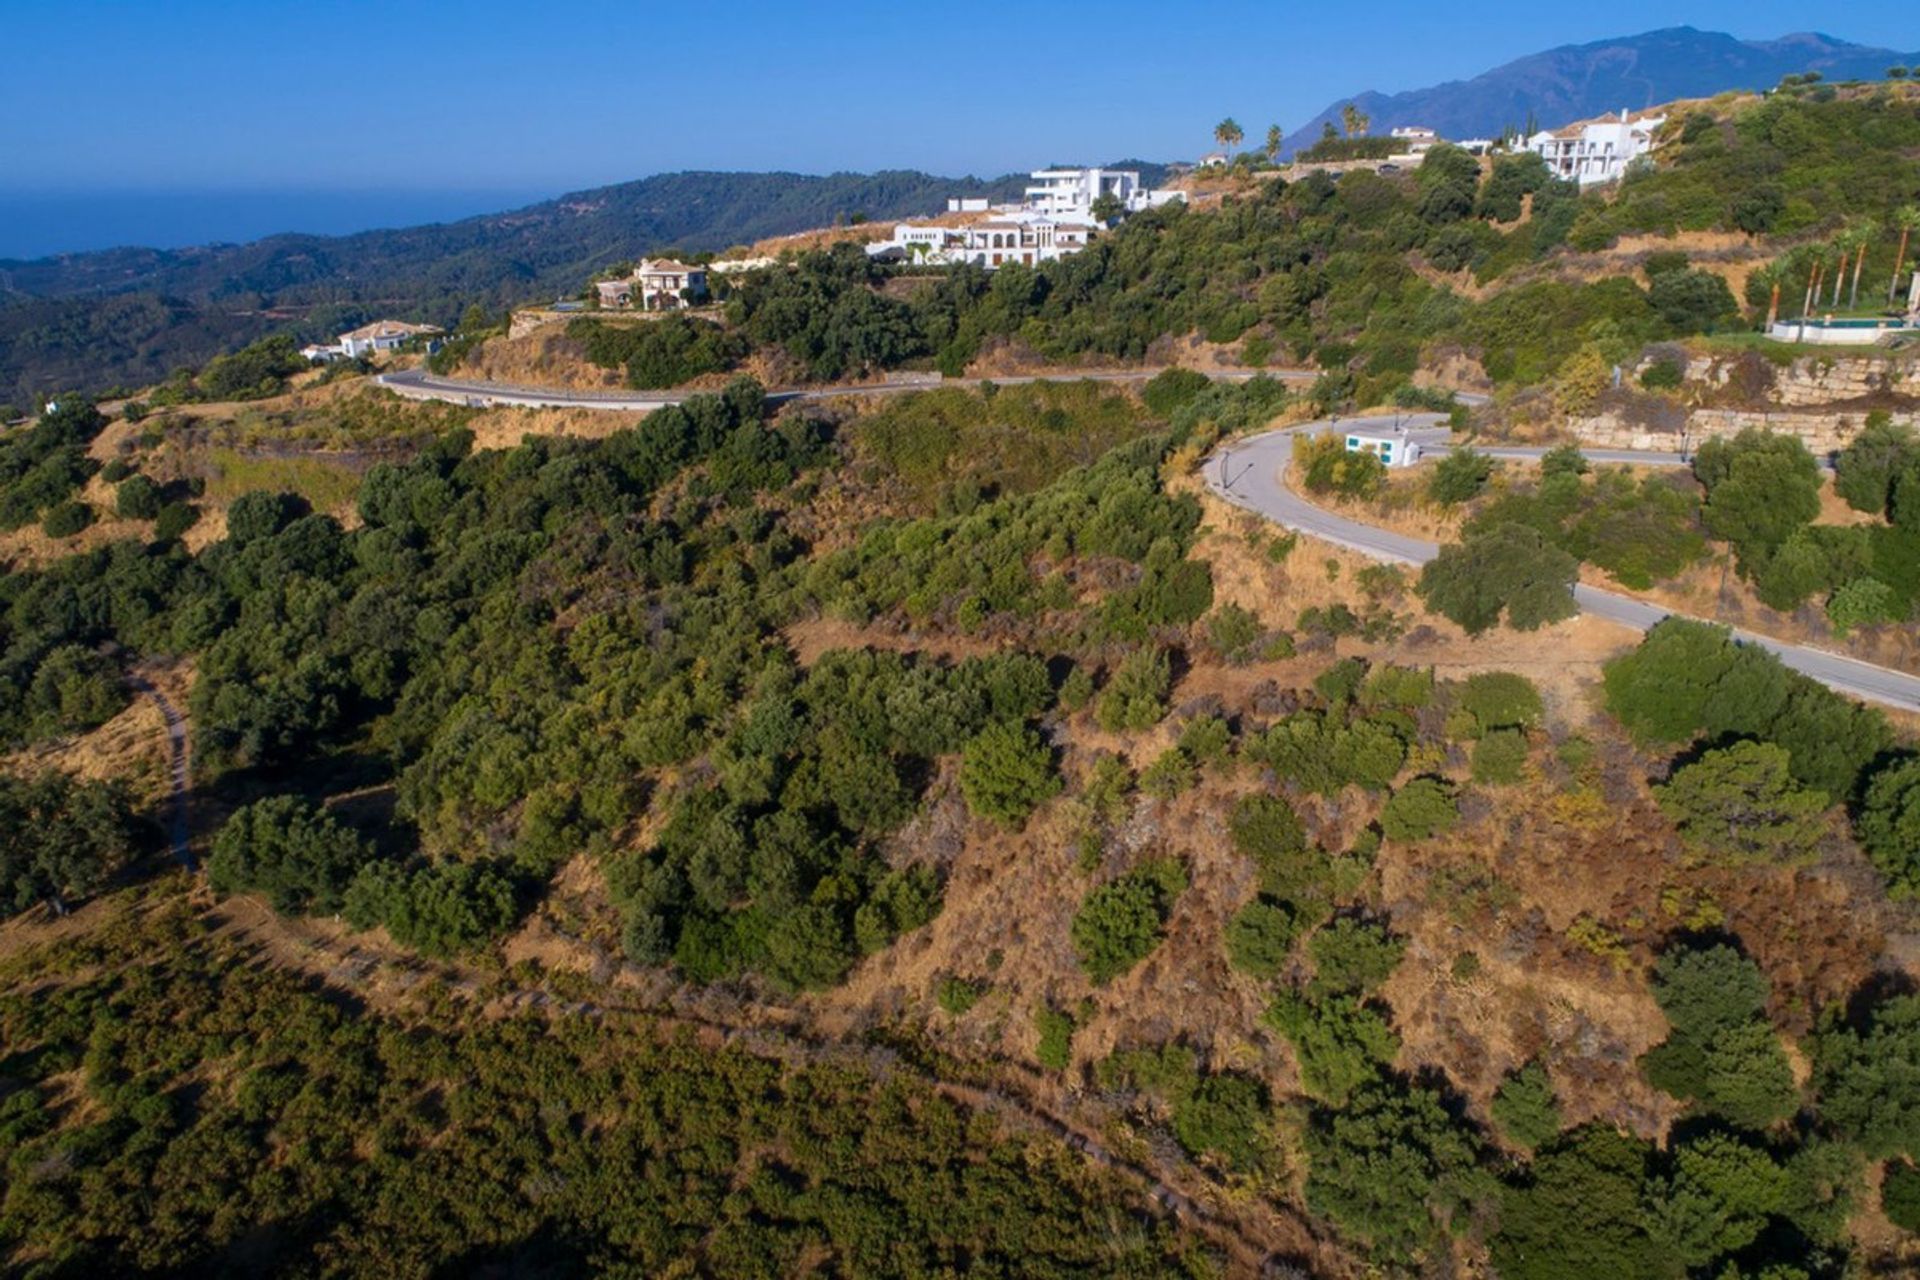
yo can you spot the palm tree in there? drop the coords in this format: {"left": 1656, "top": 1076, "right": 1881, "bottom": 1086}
{"left": 1845, "top": 219, "right": 1877, "bottom": 310}
{"left": 1214, "top": 118, "right": 1243, "bottom": 156}
{"left": 1890, "top": 205, "right": 1920, "bottom": 307}
{"left": 1265, "top": 124, "right": 1284, "bottom": 162}
{"left": 1340, "top": 103, "right": 1371, "bottom": 138}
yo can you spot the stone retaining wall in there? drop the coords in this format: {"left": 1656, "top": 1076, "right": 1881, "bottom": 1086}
{"left": 1570, "top": 406, "right": 1918, "bottom": 454}
{"left": 1677, "top": 353, "right": 1915, "bottom": 408}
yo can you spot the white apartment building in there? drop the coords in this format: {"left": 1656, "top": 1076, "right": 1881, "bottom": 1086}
{"left": 1523, "top": 110, "right": 1666, "bottom": 186}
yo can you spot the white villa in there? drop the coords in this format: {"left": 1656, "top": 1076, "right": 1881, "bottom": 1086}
{"left": 865, "top": 166, "right": 1182, "bottom": 271}
{"left": 1523, "top": 109, "right": 1666, "bottom": 186}
{"left": 1388, "top": 126, "right": 1440, "bottom": 155}
{"left": 596, "top": 258, "right": 710, "bottom": 310}
{"left": 1024, "top": 167, "right": 1182, "bottom": 217}
{"left": 871, "top": 211, "right": 1098, "bottom": 269}
{"left": 304, "top": 319, "right": 443, "bottom": 361}
{"left": 1343, "top": 425, "right": 1425, "bottom": 468}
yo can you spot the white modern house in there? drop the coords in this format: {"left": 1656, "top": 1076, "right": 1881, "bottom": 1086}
{"left": 1343, "top": 425, "right": 1424, "bottom": 468}
{"left": 1523, "top": 110, "right": 1666, "bottom": 186}
{"left": 306, "top": 320, "right": 443, "bottom": 361}
{"left": 1023, "top": 167, "right": 1181, "bottom": 217}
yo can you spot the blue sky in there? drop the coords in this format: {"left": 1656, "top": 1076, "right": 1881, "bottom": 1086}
{"left": 2, "top": 0, "right": 1915, "bottom": 194}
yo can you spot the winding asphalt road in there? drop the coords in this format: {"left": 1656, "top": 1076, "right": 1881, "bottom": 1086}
{"left": 377, "top": 364, "right": 1313, "bottom": 411}
{"left": 1205, "top": 414, "right": 1920, "bottom": 714}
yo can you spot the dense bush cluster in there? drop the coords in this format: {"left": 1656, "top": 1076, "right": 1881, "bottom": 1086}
{"left": 0, "top": 900, "right": 1202, "bottom": 1275}
{"left": 567, "top": 314, "right": 748, "bottom": 389}
{"left": 0, "top": 771, "right": 140, "bottom": 918}
{"left": 0, "top": 397, "right": 104, "bottom": 534}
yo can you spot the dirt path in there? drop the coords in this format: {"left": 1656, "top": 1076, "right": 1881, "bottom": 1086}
{"left": 126, "top": 676, "right": 192, "bottom": 870}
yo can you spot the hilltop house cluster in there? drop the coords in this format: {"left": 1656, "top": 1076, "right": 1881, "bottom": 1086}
{"left": 864, "top": 166, "right": 1185, "bottom": 270}
{"left": 301, "top": 319, "right": 442, "bottom": 362}
{"left": 1284, "top": 110, "right": 1660, "bottom": 187}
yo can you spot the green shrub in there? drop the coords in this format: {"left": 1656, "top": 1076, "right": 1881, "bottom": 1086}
{"left": 1471, "top": 728, "right": 1530, "bottom": 784}
{"left": 1307, "top": 917, "right": 1405, "bottom": 996}
{"left": 1380, "top": 777, "right": 1459, "bottom": 842}
{"left": 1266, "top": 991, "right": 1400, "bottom": 1104}
{"left": 1302, "top": 1081, "right": 1481, "bottom": 1262}
{"left": 1655, "top": 741, "right": 1828, "bottom": 864}
{"left": 1861, "top": 758, "right": 1920, "bottom": 897}
{"left": 1428, "top": 447, "right": 1496, "bottom": 506}
{"left": 1035, "top": 1004, "right": 1076, "bottom": 1069}
{"left": 342, "top": 860, "right": 521, "bottom": 958}
{"left": 152, "top": 502, "right": 200, "bottom": 541}
{"left": 1141, "top": 367, "right": 1213, "bottom": 417}
{"left": 1071, "top": 857, "right": 1188, "bottom": 984}
{"left": 209, "top": 794, "right": 379, "bottom": 915}
{"left": 40, "top": 500, "right": 93, "bottom": 538}
{"left": 959, "top": 721, "right": 1060, "bottom": 827}
{"left": 1815, "top": 993, "right": 1920, "bottom": 1158}
{"left": 1641, "top": 943, "right": 1798, "bottom": 1129}
{"left": 1095, "top": 647, "right": 1171, "bottom": 732}
{"left": 1884, "top": 1161, "right": 1920, "bottom": 1232}
{"left": 1491, "top": 1060, "right": 1562, "bottom": 1149}
{"left": 1139, "top": 747, "right": 1197, "bottom": 797}
{"left": 1225, "top": 899, "right": 1304, "bottom": 979}
{"left": 1454, "top": 671, "right": 1543, "bottom": 734}
{"left": 1639, "top": 358, "right": 1685, "bottom": 390}
{"left": 936, "top": 975, "right": 984, "bottom": 1015}
{"left": 1170, "top": 1074, "right": 1270, "bottom": 1172}
{"left": 114, "top": 474, "right": 162, "bottom": 520}
{"left": 1417, "top": 522, "right": 1578, "bottom": 635}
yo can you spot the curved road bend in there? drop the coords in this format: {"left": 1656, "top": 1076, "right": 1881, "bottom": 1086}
{"left": 1205, "top": 415, "right": 1920, "bottom": 714}
{"left": 377, "top": 364, "right": 1316, "bottom": 411}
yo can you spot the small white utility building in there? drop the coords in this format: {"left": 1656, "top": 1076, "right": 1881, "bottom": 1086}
{"left": 1343, "top": 425, "right": 1425, "bottom": 468}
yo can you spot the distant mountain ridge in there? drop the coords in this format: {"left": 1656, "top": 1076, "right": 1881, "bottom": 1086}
{"left": 0, "top": 168, "right": 1039, "bottom": 406}
{"left": 0, "top": 169, "right": 1033, "bottom": 307}
{"left": 1286, "top": 27, "right": 1920, "bottom": 150}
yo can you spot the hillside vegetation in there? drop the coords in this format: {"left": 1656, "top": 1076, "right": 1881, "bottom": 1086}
{"left": 7, "top": 77, "right": 1920, "bottom": 1280}
{"left": 4, "top": 368, "right": 1920, "bottom": 1274}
